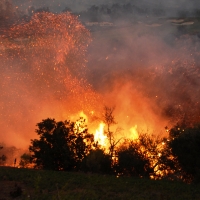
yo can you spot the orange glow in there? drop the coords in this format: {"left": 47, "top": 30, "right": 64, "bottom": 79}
{"left": 0, "top": 12, "right": 102, "bottom": 148}
{"left": 129, "top": 125, "right": 139, "bottom": 140}
{"left": 94, "top": 122, "right": 107, "bottom": 147}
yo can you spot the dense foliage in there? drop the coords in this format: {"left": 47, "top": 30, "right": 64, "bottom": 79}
{"left": 81, "top": 149, "right": 112, "bottom": 174}
{"left": 29, "top": 118, "right": 94, "bottom": 171}
{"left": 168, "top": 124, "right": 200, "bottom": 182}
{"left": 116, "top": 140, "right": 152, "bottom": 177}
{"left": 26, "top": 116, "right": 200, "bottom": 183}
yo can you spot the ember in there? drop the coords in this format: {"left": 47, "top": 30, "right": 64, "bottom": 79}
{"left": 0, "top": 11, "right": 101, "bottom": 148}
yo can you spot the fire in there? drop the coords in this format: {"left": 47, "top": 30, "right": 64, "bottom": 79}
{"left": 129, "top": 125, "right": 139, "bottom": 140}
{"left": 94, "top": 123, "right": 107, "bottom": 147}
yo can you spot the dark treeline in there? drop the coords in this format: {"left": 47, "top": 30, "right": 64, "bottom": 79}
{"left": 12, "top": 107, "right": 200, "bottom": 184}
{"left": 1, "top": 107, "right": 199, "bottom": 183}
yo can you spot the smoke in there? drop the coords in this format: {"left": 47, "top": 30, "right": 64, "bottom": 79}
{"left": 86, "top": 19, "right": 200, "bottom": 135}
{"left": 12, "top": 0, "right": 200, "bottom": 15}
{"left": 1, "top": 0, "right": 200, "bottom": 152}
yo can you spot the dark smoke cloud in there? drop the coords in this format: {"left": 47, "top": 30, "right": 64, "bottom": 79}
{"left": 13, "top": 0, "right": 200, "bottom": 14}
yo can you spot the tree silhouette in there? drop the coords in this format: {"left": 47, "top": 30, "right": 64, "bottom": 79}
{"left": 116, "top": 139, "right": 152, "bottom": 177}
{"left": 19, "top": 153, "right": 31, "bottom": 168}
{"left": 103, "top": 106, "right": 122, "bottom": 162}
{"left": 168, "top": 124, "right": 200, "bottom": 182}
{"left": 29, "top": 118, "right": 94, "bottom": 171}
{"left": 114, "top": 132, "right": 179, "bottom": 179}
{"left": 81, "top": 149, "right": 112, "bottom": 174}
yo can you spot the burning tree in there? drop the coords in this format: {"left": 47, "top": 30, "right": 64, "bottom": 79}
{"left": 29, "top": 118, "right": 94, "bottom": 171}
{"left": 102, "top": 106, "right": 122, "bottom": 161}
{"left": 114, "top": 132, "right": 179, "bottom": 179}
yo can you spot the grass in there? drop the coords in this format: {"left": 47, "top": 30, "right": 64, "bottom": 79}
{"left": 0, "top": 166, "right": 200, "bottom": 199}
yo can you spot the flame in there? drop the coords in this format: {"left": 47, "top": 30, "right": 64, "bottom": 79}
{"left": 78, "top": 111, "right": 88, "bottom": 123}
{"left": 94, "top": 122, "right": 107, "bottom": 147}
{"left": 129, "top": 125, "right": 139, "bottom": 140}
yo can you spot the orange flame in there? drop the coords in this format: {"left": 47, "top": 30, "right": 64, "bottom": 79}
{"left": 94, "top": 122, "right": 107, "bottom": 147}
{"left": 129, "top": 125, "right": 139, "bottom": 140}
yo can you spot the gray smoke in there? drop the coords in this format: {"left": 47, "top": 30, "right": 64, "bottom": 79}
{"left": 13, "top": 0, "right": 200, "bottom": 14}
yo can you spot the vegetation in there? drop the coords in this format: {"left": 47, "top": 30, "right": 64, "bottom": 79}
{"left": 102, "top": 106, "right": 122, "bottom": 162}
{"left": 18, "top": 110, "right": 198, "bottom": 184}
{"left": 167, "top": 124, "right": 200, "bottom": 182}
{"left": 29, "top": 118, "right": 94, "bottom": 171}
{"left": 116, "top": 140, "right": 152, "bottom": 177}
{"left": 81, "top": 149, "right": 112, "bottom": 174}
{"left": 1, "top": 166, "right": 200, "bottom": 200}
{"left": 0, "top": 103, "right": 200, "bottom": 185}
{"left": 19, "top": 153, "right": 32, "bottom": 168}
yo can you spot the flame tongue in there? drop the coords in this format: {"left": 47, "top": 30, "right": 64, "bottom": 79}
{"left": 129, "top": 125, "right": 139, "bottom": 140}
{"left": 94, "top": 123, "right": 107, "bottom": 147}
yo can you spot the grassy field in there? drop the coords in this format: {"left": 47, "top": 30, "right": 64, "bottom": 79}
{"left": 0, "top": 166, "right": 200, "bottom": 200}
